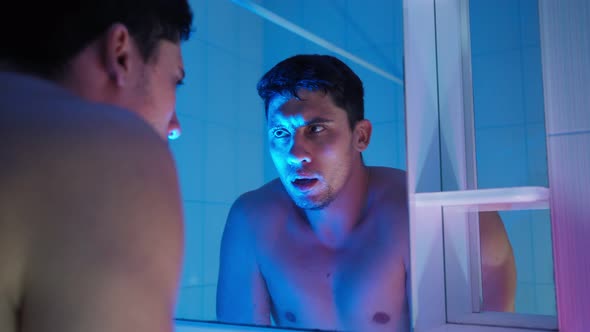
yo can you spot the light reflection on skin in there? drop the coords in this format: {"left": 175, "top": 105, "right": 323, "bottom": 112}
{"left": 168, "top": 128, "right": 181, "bottom": 140}
{"left": 267, "top": 92, "right": 357, "bottom": 211}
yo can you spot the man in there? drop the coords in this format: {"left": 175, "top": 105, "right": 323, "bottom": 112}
{"left": 217, "top": 54, "right": 516, "bottom": 331}
{"left": 0, "top": 1, "right": 193, "bottom": 331}
{"left": 217, "top": 54, "right": 409, "bottom": 331}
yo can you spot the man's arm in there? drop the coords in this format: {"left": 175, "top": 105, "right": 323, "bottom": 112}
{"left": 479, "top": 211, "right": 517, "bottom": 312}
{"left": 19, "top": 112, "right": 184, "bottom": 332}
{"left": 216, "top": 195, "right": 271, "bottom": 325}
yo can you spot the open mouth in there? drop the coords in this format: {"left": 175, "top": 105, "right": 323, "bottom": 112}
{"left": 291, "top": 178, "right": 319, "bottom": 191}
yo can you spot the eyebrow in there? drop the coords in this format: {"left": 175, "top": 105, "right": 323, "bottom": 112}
{"left": 269, "top": 117, "right": 334, "bottom": 128}
{"left": 304, "top": 117, "right": 334, "bottom": 126}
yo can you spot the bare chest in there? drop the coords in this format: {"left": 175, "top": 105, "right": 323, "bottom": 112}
{"left": 257, "top": 216, "right": 408, "bottom": 331}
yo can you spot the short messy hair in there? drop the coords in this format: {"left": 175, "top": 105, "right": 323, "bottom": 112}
{"left": 257, "top": 54, "right": 365, "bottom": 129}
{"left": 0, "top": 0, "right": 193, "bottom": 79}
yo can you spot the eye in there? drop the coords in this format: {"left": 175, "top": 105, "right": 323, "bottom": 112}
{"left": 272, "top": 128, "right": 290, "bottom": 138}
{"left": 308, "top": 125, "right": 325, "bottom": 134}
{"left": 176, "top": 79, "right": 185, "bottom": 88}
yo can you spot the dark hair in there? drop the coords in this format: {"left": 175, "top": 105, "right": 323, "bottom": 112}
{"left": 0, "top": 0, "right": 193, "bottom": 79}
{"left": 257, "top": 54, "right": 365, "bottom": 129}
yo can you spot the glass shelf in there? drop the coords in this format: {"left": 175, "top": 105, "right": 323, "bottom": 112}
{"left": 413, "top": 186, "right": 550, "bottom": 211}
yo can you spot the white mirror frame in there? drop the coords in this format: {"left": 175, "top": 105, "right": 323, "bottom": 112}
{"left": 404, "top": 0, "right": 557, "bottom": 331}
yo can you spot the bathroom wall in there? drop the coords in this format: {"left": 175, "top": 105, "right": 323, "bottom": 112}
{"left": 171, "top": 0, "right": 267, "bottom": 320}
{"left": 172, "top": 0, "right": 405, "bottom": 322}
{"left": 469, "top": 0, "right": 555, "bottom": 314}
{"left": 538, "top": 0, "right": 590, "bottom": 329}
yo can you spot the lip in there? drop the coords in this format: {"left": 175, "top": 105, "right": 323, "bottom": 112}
{"left": 291, "top": 178, "right": 319, "bottom": 191}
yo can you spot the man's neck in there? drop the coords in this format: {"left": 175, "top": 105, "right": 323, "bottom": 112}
{"left": 304, "top": 164, "right": 371, "bottom": 249}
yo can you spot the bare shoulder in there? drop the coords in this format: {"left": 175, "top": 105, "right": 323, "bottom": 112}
{"left": 227, "top": 178, "right": 289, "bottom": 225}
{"left": 368, "top": 166, "right": 408, "bottom": 204}
{"left": 2, "top": 95, "right": 174, "bottom": 163}
{"left": 221, "top": 178, "right": 292, "bottom": 256}
{"left": 1, "top": 102, "right": 183, "bottom": 332}
{"left": 479, "top": 211, "right": 514, "bottom": 263}
{"left": 2, "top": 99, "right": 182, "bottom": 235}
{"left": 367, "top": 166, "right": 409, "bottom": 245}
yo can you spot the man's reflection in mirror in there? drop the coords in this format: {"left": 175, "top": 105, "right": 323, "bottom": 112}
{"left": 216, "top": 54, "right": 410, "bottom": 332}
{"left": 215, "top": 54, "right": 517, "bottom": 332}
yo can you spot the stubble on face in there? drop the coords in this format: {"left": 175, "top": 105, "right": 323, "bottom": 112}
{"left": 286, "top": 180, "right": 336, "bottom": 210}
{"left": 268, "top": 89, "right": 357, "bottom": 212}
{"left": 282, "top": 149, "right": 355, "bottom": 211}
{"left": 131, "top": 40, "right": 184, "bottom": 139}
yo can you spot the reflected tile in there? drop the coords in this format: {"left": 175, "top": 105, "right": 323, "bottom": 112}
{"left": 514, "top": 282, "right": 536, "bottom": 314}
{"left": 176, "top": 286, "right": 205, "bottom": 320}
{"left": 535, "top": 284, "right": 557, "bottom": 316}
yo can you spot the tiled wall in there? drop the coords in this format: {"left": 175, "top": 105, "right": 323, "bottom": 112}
{"left": 172, "top": 0, "right": 267, "bottom": 321}
{"left": 539, "top": 0, "right": 590, "bottom": 329}
{"left": 469, "top": 0, "right": 555, "bottom": 314}
{"left": 259, "top": 0, "right": 406, "bottom": 175}
{"left": 173, "top": 0, "right": 405, "bottom": 322}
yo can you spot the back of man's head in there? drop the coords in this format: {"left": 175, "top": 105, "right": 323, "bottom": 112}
{"left": 0, "top": 0, "right": 193, "bottom": 80}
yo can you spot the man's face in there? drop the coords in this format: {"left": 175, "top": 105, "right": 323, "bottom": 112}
{"left": 125, "top": 40, "right": 185, "bottom": 140}
{"left": 267, "top": 89, "right": 360, "bottom": 210}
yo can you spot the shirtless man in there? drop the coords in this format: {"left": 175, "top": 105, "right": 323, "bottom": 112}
{"left": 217, "top": 54, "right": 410, "bottom": 332}
{"left": 216, "top": 54, "right": 516, "bottom": 332}
{"left": 0, "top": 1, "right": 193, "bottom": 332}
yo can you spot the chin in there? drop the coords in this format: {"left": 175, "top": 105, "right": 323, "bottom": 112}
{"left": 291, "top": 193, "right": 334, "bottom": 210}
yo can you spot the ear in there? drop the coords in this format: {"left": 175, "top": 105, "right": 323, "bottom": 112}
{"left": 352, "top": 119, "right": 372, "bottom": 152}
{"left": 102, "top": 23, "right": 135, "bottom": 87}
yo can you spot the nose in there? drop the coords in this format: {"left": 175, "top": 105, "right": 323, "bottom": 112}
{"left": 287, "top": 134, "right": 311, "bottom": 165}
{"left": 167, "top": 112, "right": 182, "bottom": 140}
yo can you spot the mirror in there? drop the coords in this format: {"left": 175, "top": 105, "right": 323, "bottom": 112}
{"left": 172, "top": 0, "right": 406, "bottom": 330}
{"left": 468, "top": 0, "right": 556, "bottom": 315}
